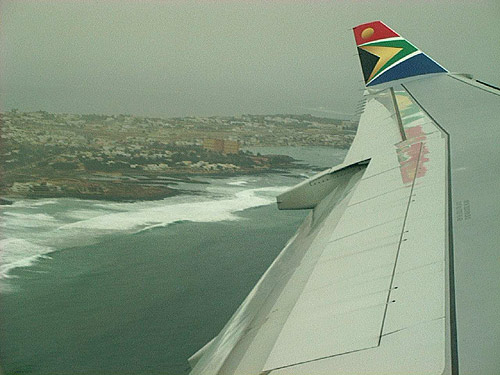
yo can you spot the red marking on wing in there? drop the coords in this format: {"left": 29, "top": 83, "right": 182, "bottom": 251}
{"left": 397, "top": 125, "right": 429, "bottom": 184}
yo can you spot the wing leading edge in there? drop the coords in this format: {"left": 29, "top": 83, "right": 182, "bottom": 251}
{"left": 188, "top": 21, "right": 500, "bottom": 375}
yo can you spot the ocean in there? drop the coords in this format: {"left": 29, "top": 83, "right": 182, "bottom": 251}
{"left": 0, "top": 147, "right": 346, "bottom": 375}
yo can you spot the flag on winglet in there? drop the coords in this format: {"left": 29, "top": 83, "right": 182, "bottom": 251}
{"left": 353, "top": 21, "right": 447, "bottom": 87}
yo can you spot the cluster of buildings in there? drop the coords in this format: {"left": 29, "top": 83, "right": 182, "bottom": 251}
{"left": 202, "top": 139, "right": 240, "bottom": 154}
{"left": 1, "top": 110, "right": 356, "bottom": 199}
{"left": 1, "top": 110, "right": 355, "bottom": 151}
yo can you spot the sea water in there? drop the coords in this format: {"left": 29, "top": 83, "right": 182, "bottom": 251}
{"left": 0, "top": 147, "right": 346, "bottom": 375}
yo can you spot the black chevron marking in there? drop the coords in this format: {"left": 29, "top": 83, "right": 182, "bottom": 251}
{"left": 358, "top": 47, "right": 380, "bottom": 83}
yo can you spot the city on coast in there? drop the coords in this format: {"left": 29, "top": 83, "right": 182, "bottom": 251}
{"left": 0, "top": 110, "right": 356, "bottom": 202}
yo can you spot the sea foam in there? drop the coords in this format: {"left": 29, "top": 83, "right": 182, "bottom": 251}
{"left": 0, "top": 185, "right": 288, "bottom": 283}
{"left": 0, "top": 238, "right": 54, "bottom": 279}
{"left": 58, "top": 186, "right": 285, "bottom": 232}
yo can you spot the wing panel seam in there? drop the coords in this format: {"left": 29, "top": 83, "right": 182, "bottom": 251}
{"left": 377, "top": 142, "right": 424, "bottom": 345}
{"left": 264, "top": 345, "right": 378, "bottom": 373}
{"left": 390, "top": 87, "right": 407, "bottom": 141}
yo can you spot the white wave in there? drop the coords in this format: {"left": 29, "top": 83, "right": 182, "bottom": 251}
{"left": 11, "top": 199, "right": 58, "bottom": 208}
{"left": 227, "top": 180, "right": 249, "bottom": 186}
{"left": 0, "top": 238, "right": 55, "bottom": 279}
{"left": 0, "top": 184, "right": 289, "bottom": 283}
{"left": 58, "top": 187, "right": 285, "bottom": 232}
{"left": 1, "top": 212, "right": 60, "bottom": 229}
{"left": 3, "top": 212, "right": 57, "bottom": 221}
{"left": 64, "top": 209, "right": 115, "bottom": 220}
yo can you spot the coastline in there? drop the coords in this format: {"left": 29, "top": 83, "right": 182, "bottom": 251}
{"left": 2, "top": 110, "right": 355, "bottom": 205}
{"left": 0, "top": 146, "right": 348, "bottom": 374}
{"left": 1, "top": 160, "right": 306, "bottom": 203}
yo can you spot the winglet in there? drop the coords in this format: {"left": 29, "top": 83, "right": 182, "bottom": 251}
{"left": 353, "top": 21, "right": 447, "bottom": 87}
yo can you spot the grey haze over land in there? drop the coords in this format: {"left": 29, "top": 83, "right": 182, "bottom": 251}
{"left": 1, "top": 0, "right": 499, "bottom": 118}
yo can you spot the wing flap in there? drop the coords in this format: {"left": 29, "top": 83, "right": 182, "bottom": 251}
{"left": 263, "top": 114, "right": 418, "bottom": 370}
{"left": 263, "top": 86, "right": 448, "bottom": 374}
{"left": 269, "top": 319, "right": 445, "bottom": 375}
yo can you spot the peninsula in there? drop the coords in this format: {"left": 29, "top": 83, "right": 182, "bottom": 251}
{"left": 1, "top": 110, "right": 356, "bottom": 201}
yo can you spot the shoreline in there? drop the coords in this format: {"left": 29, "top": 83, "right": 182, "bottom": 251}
{"left": 1, "top": 166, "right": 309, "bottom": 203}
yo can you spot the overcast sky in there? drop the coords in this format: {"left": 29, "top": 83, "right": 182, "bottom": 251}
{"left": 1, "top": 0, "right": 499, "bottom": 118}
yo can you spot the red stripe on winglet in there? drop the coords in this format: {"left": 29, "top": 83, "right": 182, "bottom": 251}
{"left": 353, "top": 21, "right": 400, "bottom": 46}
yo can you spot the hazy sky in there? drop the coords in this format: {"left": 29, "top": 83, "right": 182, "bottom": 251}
{"left": 1, "top": 0, "right": 499, "bottom": 118}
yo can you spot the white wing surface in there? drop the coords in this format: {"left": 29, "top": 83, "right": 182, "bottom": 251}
{"left": 189, "top": 21, "right": 500, "bottom": 375}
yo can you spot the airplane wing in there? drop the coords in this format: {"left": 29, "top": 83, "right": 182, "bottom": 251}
{"left": 188, "top": 21, "right": 500, "bottom": 375}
